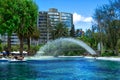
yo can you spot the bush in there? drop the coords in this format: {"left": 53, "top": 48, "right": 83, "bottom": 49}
{"left": 101, "top": 50, "right": 116, "bottom": 56}
{"left": 0, "top": 44, "right": 2, "bottom": 52}
{"left": 63, "top": 49, "right": 85, "bottom": 56}
{"left": 11, "top": 45, "right": 19, "bottom": 51}
{"left": 29, "top": 45, "right": 41, "bottom": 56}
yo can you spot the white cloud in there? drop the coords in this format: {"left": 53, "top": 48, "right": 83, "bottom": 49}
{"left": 83, "top": 17, "right": 93, "bottom": 22}
{"left": 73, "top": 12, "right": 93, "bottom": 24}
{"left": 73, "top": 13, "right": 83, "bottom": 23}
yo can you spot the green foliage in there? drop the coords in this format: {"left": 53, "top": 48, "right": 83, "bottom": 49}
{"left": 31, "top": 27, "right": 40, "bottom": 40}
{"left": 0, "top": 44, "right": 7, "bottom": 51}
{"left": 116, "top": 39, "right": 120, "bottom": 48}
{"left": 6, "top": 44, "right": 40, "bottom": 56}
{"left": 119, "top": 49, "right": 120, "bottom": 53}
{"left": 13, "top": 0, "right": 38, "bottom": 36}
{"left": 52, "top": 22, "right": 69, "bottom": 39}
{"left": 0, "top": 0, "right": 38, "bottom": 55}
{"left": 101, "top": 50, "right": 116, "bottom": 56}
{"left": 11, "top": 45, "right": 19, "bottom": 51}
{"left": 70, "top": 25, "right": 75, "bottom": 37}
{"left": 0, "top": 0, "right": 19, "bottom": 35}
{"left": 76, "top": 28, "right": 100, "bottom": 51}
{"left": 0, "top": 44, "right": 2, "bottom": 52}
{"left": 64, "top": 50, "right": 86, "bottom": 56}
{"left": 0, "top": 39, "right": 2, "bottom": 44}
{"left": 0, "top": 0, "right": 39, "bottom": 55}
{"left": 29, "top": 45, "right": 41, "bottom": 56}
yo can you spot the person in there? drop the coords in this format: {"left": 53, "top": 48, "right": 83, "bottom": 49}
{"left": 3, "top": 48, "right": 10, "bottom": 57}
{"left": 6, "top": 50, "right": 10, "bottom": 57}
{"left": 18, "top": 55, "right": 24, "bottom": 60}
{"left": 8, "top": 54, "right": 14, "bottom": 59}
{"left": 2, "top": 51, "right": 6, "bottom": 57}
{"left": 14, "top": 55, "right": 18, "bottom": 60}
{"left": 14, "top": 55, "right": 24, "bottom": 60}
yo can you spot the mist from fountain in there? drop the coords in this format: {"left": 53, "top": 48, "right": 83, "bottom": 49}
{"left": 35, "top": 38, "right": 96, "bottom": 57}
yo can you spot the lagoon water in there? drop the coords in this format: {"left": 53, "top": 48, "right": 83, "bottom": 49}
{"left": 0, "top": 57, "right": 120, "bottom": 80}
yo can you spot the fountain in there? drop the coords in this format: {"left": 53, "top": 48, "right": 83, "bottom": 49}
{"left": 35, "top": 38, "right": 96, "bottom": 57}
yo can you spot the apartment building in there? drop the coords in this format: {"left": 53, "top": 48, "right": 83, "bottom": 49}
{"left": 38, "top": 8, "right": 73, "bottom": 44}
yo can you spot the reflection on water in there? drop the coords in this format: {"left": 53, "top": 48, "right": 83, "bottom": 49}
{"left": 0, "top": 58, "right": 120, "bottom": 80}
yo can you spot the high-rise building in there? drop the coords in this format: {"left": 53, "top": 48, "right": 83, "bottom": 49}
{"left": 38, "top": 8, "right": 73, "bottom": 44}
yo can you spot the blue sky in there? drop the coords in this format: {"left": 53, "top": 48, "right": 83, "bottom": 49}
{"left": 34, "top": 0, "right": 109, "bottom": 31}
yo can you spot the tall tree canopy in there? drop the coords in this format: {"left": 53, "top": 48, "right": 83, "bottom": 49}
{"left": 0, "top": 0, "right": 38, "bottom": 55}
{"left": 93, "top": 0, "right": 120, "bottom": 55}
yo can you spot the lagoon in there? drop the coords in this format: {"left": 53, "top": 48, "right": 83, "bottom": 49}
{"left": 0, "top": 57, "right": 120, "bottom": 80}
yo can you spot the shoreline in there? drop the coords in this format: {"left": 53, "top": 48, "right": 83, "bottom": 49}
{"left": 0, "top": 56, "right": 120, "bottom": 62}
{"left": 59, "top": 56, "right": 120, "bottom": 61}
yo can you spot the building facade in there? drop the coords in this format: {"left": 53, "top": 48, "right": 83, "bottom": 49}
{"left": 38, "top": 8, "right": 73, "bottom": 44}
{"left": 1, "top": 33, "right": 20, "bottom": 45}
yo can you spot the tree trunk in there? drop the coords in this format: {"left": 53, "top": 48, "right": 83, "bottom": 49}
{"left": 19, "top": 35, "right": 23, "bottom": 56}
{"left": 7, "top": 35, "right": 11, "bottom": 52}
{"left": 27, "top": 37, "right": 30, "bottom": 55}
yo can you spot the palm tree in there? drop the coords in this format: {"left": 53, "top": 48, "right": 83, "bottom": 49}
{"left": 15, "top": 0, "right": 38, "bottom": 55}
{"left": 52, "top": 22, "right": 69, "bottom": 39}
{"left": 70, "top": 25, "right": 75, "bottom": 37}
{"left": 25, "top": 27, "right": 40, "bottom": 55}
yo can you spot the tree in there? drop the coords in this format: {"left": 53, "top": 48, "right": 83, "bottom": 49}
{"left": 25, "top": 27, "right": 40, "bottom": 55}
{"left": 52, "top": 22, "right": 69, "bottom": 39}
{"left": 0, "top": 0, "right": 38, "bottom": 55}
{"left": 0, "top": 0, "right": 20, "bottom": 52}
{"left": 14, "top": 0, "right": 38, "bottom": 55}
{"left": 21, "top": 1, "right": 39, "bottom": 55}
{"left": 93, "top": 0, "right": 120, "bottom": 55}
{"left": 70, "top": 25, "right": 75, "bottom": 37}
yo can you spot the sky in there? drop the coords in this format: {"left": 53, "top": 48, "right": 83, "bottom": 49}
{"left": 34, "top": 0, "right": 109, "bottom": 31}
